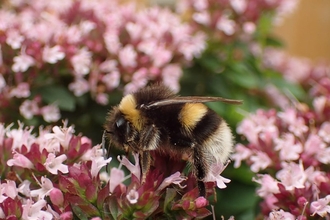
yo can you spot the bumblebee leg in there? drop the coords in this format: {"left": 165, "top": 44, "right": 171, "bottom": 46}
{"left": 193, "top": 147, "right": 207, "bottom": 197}
{"left": 140, "top": 150, "right": 151, "bottom": 183}
{"left": 140, "top": 124, "right": 160, "bottom": 151}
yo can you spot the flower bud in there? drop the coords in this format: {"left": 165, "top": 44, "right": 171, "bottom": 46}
{"left": 49, "top": 188, "right": 64, "bottom": 206}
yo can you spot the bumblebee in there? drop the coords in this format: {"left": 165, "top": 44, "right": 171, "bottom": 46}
{"left": 104, "top": 84, "right": 242, "bottom": 196}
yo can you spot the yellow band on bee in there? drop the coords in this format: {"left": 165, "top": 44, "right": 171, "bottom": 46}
{"left": 179, "top": 103, "right": 208, "bottom": 130}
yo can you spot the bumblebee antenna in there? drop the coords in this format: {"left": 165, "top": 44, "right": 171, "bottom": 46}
{"left": 102, "top": 130, "right": 107, "bottom": 159}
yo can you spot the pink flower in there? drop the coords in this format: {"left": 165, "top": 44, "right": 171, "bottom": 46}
{"left": 250, "top": 151, "right": 272, "bottom": 172}
{"left": 319, "top": 122, "right": 330, "bottom": 143}
{"left": 12, "top": 53, "right": 35, "bottom": 72}
{"left": 109, "top": 167, "right": 125, "bottom": 193}
{"left": 22, "top": 199, "right": 53, "bottom": 220}
{"left": 276, "top": 162, "right": 306, "bottom": 191}
{"left": 6, "top": 29, "right": 24, "bottom": 49}
{"left": 253, "top": 174, "right": 279, "bottom": 197}
{"left": 126, "top": 188, "right": 139, "bottom": 204}
{"left": 268, "top": 209, "right": 295, "bottom": 220}
{"left": 44, "top": 153, "right": 69, "bottom": 174}
{"left": 205, "top": 162, "right": 231, "bottom": 189}
{"left": 30, "top": 177, "right": 54, "bottom": 200}
{"left": 44, "top": 125, "right": 74, "bottom": 150}
{"left": 40, "top": 104, "right": 61, "bottom": 122}
{"left": 42, "top": 45, "right": 65, "bottom": 64}
{"left": 19, "top": 99, "right": 39, "bottom": 119}
{"left": 118, "top": 153, "right": 141, "bottom": 181}
{"left": 69, "top": 77, "right": 90, "bottom": 96}
{"left": 9, "top": 82, "right": 30, "bottom": 98}
{"left": 118, "top": 44, "right": 137, "bottom": 68}
{"left": 162, "top": 64, "right": 182, "bottom": 93}
{"left": 88, "top": 145, "right": 112, "bottom": 178}
{"left": 275, "top": 134, "right": 302, "bottom": 161}
{"left": 157, "top": 171, "right": 186, "bottom": 192}
{"left": 216, "top": 15, "right": 236, "bottom": 35}
{"left": 192, "top": 12, "right": 211, "bottom": 26}
{"left": 232, "top": 144, "right": 252, "bottom": 168}
{"left": 0, "top": 180, "right": 18, "bottom": 202}
{"left": 71, "top": 47, "right": 91, "bottom": 76}
{"left": 230, "top": 0, "right": 247, "bottom": 14}
{"left": 102, "top": 71, "right": 120, "bottom": 90}
{"left": 7, "top": 151, "right": 34, "bottom": 169}
{"left": 310, "top": 195, "right": 330, "bottom": 217}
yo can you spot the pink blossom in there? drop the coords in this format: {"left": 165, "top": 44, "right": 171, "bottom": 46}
{"left": 44, "top": 125, "right": 74, "bottom": 150}
{"left": 96, "top": 93, "right": 109, "bottom": 105}
{"left": 40, "top": 104, "right": 60, "bottom": 122}
{"left": 30, "top": 177, "right": 54, "bottom": 200}
{"left": 310, "top": 195, "right": 330, "bottom": 217}
{"left": 9, "top": 82, "right": 30, "bottom": 98}
{"left": 253, "top": 174, "right": 279, "bottom": 197}
{"left": 275, "top": 134, "right": 303, "bottom": 161}
{"left": 192, "top": 12, "right": 211, "bottom": 26}
{"left": 126, "top": 188, "right": 139, "bottom": 204}
{"left": 12, "top": 53, "right": 35, "bottom": 72}
{"left": 126, "top": 22, "right": 143, "bottom": 41}
{"left": 18, "top": 180, "right": 31, "bottom": 198}
{"left": 118, "top": 44, "right": 137, "bottom": 68}
{"left": 268, "top": 209, "right": 295, "bottom": 220}
{"left": 162, "top": 64, "right": 182, "bottom": 93}
{"left": 232, "top": 144, "right": 252, "bottom": 168}
{"left": 44, "top": 153, "right": 69, "bottom": 174}
{"left": 88, "top": 145, "right": 112, "bottom": 178}
{"left": 192, "top": 0, "right": 208, "bottom": 11}
{"left": 313, "top": 96, "right": 327, "bottom": 114}
{"left": 278, "top": 108, "right": 308, "bottom": 137}
{"left": 22, "top": 199, "right": 53, "bottom": 220}
{"left": 304, "top": 134, "right": 326, "bottom": 157}
{"left": 71, "top": 47, "right": 91, "bottom": 76}
{"left": 0, "top": 181, "right": 18, "bottom": 202}
{"left": 276, "top": 162, "right": 306, "bottom": 191}
{"left": 99, "top": 60, "right": 118, "bottom": 73}
{"left": 6, "top": 29, "right": 24, "bottom": 49}
{"left": 250, "top": 151, "right": 272, "bottom": 172}
{"left": 19, "top": 99, "right": 39, "bottom": 119}
{"left": 109, "top": 167, "right": 125, "bottom": 193}
{"left": 319, "top": 122, "right": 330, "bottom": 143}
{"left": 0, "top": 75, "right": 6, "bottom": 92}
{"left": 104, "top": 30, "right": 121, "bottom": 54}
{"left": 118, "top": 153, "right": 141, "bottom": 181}
{"left": 157, "top": 171, "right": 186, "bottom": 192}
{"left": 69, "top": 77, "right": 90, "bottom": 96}
{"left": 7, "top": 151, "right": 34, "bottom": 169}
{"left": 42, "top": 45, "right": 65, "bottom": 64}
{"left": 102, "top": 71, "right": 120, "bottom": 90}
{"left": 205, "top": 162, "right": 231, "bottom": 189}
{"left": 230, "top": 0, "right": 247, "bottom": 14}
{"left": 216, "top": 15, "right": 236, "bottom": 35}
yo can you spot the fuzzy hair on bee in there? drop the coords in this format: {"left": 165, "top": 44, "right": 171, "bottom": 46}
{"left": 103, "top": 84, "right": 242, "bottom": 196}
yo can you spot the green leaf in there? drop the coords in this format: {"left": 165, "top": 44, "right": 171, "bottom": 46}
{"left": 39, "top": 85, "right": 76, "bottom": 111}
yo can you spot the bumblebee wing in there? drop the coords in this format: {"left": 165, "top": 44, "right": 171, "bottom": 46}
{"left": 142, "top": 96, "right": 243, "bottom": 109}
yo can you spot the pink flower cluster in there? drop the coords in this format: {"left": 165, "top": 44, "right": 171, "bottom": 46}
{"left": 0, "top": 0, "right": 205, "bottom": 122}
{"left": 0, "top": 121, "right": 231, "bottom": 219}
{"left": 177, "top": 0, "right": 299, "bottom": 42}
{"left": 233, "top": 83, "right": 330, "bottom": 218}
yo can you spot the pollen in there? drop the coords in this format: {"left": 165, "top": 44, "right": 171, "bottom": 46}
{"left": 118, "top": 94, "right": 143, "bottom": 130}
{"left": 179, "top": 103, "right": 208, "bottom": 130}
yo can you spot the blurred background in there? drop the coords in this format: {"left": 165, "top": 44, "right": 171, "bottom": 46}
{"left": 1, "top": 0, "right": 329, "bottom": 219}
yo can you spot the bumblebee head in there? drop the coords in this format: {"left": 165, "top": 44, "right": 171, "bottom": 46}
{"left": 104, "top": 105, "right": 140, "bottom": 152}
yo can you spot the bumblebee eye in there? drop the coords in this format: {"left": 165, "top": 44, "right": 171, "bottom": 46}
{"left": 116, "top": 117, "right": 126, "bottom": 128}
